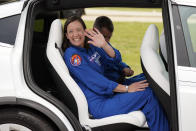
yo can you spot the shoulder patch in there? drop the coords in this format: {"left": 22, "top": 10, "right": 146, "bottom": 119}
{"left": 70, "top": 54, "right": 82, "bottom": 66}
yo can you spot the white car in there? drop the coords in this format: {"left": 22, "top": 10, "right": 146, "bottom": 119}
{"left": 0, "top": 0, "right": 196, "bottom": 131}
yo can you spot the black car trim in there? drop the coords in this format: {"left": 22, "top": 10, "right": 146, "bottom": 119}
{"left": 0, "top": 97, "right": 17, "bottom": 105}
{"left": 44, "top": 0, "right": 162, "bottom": 10}
{"left": 22, "top": 0, "right": 30, "bottom": 11}
{"left": 162, "top": 0, "right": 179, "bottom": 131}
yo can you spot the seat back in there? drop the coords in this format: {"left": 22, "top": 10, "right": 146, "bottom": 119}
{"left": 140, "top": 24, "right": 170, "bottom": 95}
{"left": 140, "top": 24, "right": 171, "bottom": 120}
{"left": 46, "top": 19, "right": 90, "bottom": 123}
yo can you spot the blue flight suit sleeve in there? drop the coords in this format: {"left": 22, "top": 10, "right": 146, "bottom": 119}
{"left": 106, "top": 43, "right": 130, "bottom": 71}
{"left": 94, "top": 45, "right": 122, "bottom": 65}
{"left": 119, "top": 61, "right": 130, "bottom": 71}
{"left": 64, "top": 49, "right": 118, "bottom": 96}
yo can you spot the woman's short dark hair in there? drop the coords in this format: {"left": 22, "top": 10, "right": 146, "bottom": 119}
{"left": 63, "top": 16, "right": 88, "bottom": 50}
{"left": 93, "top": 16, "right": 114, "bottom": 33}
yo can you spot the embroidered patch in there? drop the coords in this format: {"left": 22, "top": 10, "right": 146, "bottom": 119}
{"left": 89, "top": 52, "right": 101, "bottom": 66}
{"left": 70, "top": 54, "right": 82, "bottom": 66}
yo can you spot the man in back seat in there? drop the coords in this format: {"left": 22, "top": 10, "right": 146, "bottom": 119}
{"left": 93, "top": 16, "right": 146, "bottom": 85}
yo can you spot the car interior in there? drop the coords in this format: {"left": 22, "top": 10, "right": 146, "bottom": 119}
{"left": 28, "top": 0, "right": 171, "bottom": 130}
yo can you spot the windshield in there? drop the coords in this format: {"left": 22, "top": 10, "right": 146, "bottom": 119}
{"left": 179, "top": 6, "right": 196, "bottom": 67}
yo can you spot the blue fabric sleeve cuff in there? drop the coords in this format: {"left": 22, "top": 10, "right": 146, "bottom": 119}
{"left": 106, "top": 81, "right": 118, "bottom": 95}
{"left": 104, "top": 48, "right": 122, "bottom": 63}
{"left": 119, "top": 62, "right": 130, "bottom": 71}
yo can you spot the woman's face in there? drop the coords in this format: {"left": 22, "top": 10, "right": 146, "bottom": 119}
{"left": 66, "top": 20, "right": 85, "bottom": 48}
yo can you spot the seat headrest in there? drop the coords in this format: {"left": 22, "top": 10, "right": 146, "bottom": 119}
{"left": 141, "top": 24, "right": 159, "bottom": 51}
{"left": 48, "top": 19, "right": 63, "bottom": 49}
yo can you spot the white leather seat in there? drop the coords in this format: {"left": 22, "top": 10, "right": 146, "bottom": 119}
{"left": 140, "top": 24, "right": 171, "bottom": 120}
{"left": 160, "top": 31, "right": 167, "bottom": 63}
{"left": 140, "top": 24, "right": 170, "bottom": 95}
{"left": 46, "top": 19, "right": 147, "bottom": 129}
{"left": 159, "top": 31, "right": 168, "bottom": 72}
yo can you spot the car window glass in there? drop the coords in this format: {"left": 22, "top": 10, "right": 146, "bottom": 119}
{"left": 179, "top": 6, "right": 196, "bottom": 67}
{"left": 34, "top": 19, "right": 44, "bottom": 32}
{"left": 33, "top": 19, "right": 46, "bottom": 44}
{"left": 187, "top": 14, "right": 196, "bottom": 52}
{"left": 0, "top": 14, "right": 20, "bottom": 45}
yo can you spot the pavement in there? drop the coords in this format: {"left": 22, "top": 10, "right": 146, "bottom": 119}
{"left": 82, "top": 9, "right": 162, "bottom": 22}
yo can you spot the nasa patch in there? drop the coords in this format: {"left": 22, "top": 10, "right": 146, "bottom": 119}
{"left": 70, "top": 54, "right": 82, "bottom": 66}
{"left": 89, "top": 52, "right": 101, "bottom": 66}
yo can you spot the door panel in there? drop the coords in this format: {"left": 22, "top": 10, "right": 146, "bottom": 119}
{"left": 171, "top": 4, "right": 196, "bottom": 131}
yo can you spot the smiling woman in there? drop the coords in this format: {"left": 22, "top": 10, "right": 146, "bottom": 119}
{"left": 61, "top": 16, "right": 169, "bottom": 131}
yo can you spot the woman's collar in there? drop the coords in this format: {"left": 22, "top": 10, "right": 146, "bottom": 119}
{"left": 71, "top": 45, "right": 86, "bottom": 52}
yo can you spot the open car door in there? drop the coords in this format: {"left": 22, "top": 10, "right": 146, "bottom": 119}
{"left": 168, "top": 0, "right": 196, "bottom": 131}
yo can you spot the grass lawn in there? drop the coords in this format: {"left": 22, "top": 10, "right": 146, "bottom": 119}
{"left": 85, "top": 21, "right": 163, "bottom": 75}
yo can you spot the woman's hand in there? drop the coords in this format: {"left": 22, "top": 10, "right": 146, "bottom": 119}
{"left": 123, "top": 67, "right": 134, "bottom": 77}
{"left": 85, "top": 28, "right": 107, "bottom": 48}
{"left": 85, "top": 28, "right": 115, "bottom": 58}
{"left": 128, "top": 80, "right": 149, "bottom": 92}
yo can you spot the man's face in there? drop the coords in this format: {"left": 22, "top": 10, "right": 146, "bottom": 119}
{"left": 100, "top": 27, "right": 112, "bottom": 42}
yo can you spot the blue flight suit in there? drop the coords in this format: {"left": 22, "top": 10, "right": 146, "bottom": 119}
{"left": 104, "top": 43, "right": 145, "bottom": 85}
{"left": 64, "top": 44, "right": 169, "bottom": 131}
{"left": 104, "top": 42, "right": 130, "bottom": 83}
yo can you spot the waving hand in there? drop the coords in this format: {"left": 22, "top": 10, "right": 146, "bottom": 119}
{"left": 85, "top": 28, "right": 107, "bottom": 48}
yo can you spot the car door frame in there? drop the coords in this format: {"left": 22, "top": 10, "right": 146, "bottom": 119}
{"left": 169, "top": 1, "right": 196, "bottom": 131}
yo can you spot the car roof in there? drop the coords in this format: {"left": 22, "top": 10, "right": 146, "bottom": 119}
{"left": 44, "top": 0, "right": 162, "bottom": 10}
